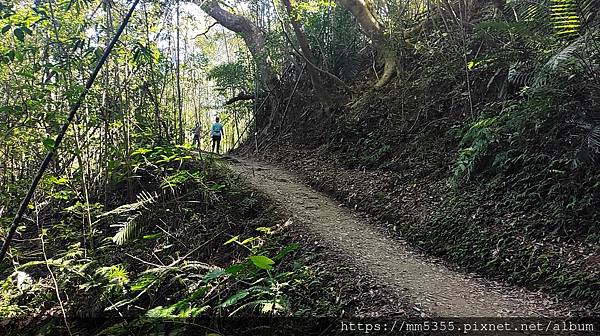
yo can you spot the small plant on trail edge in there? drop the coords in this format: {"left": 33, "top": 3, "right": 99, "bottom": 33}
{"left": 452, "top": 114, "right": 502, "bottom": 185}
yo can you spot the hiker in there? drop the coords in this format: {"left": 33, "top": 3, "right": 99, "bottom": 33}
{"left": 211, "top": 116, "right": 224, "bottom": 154}
{"left": 191, "top": 122, "right": 202, "bottom": 149}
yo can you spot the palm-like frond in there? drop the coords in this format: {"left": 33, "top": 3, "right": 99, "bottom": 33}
{"left": 545, "top": 35, "right": 585, "bottom": 70}
{"left": 530, "top": 34, "right": 586, "bottom": 87}
{"left": 112, "top": 214, "right": 144, "bottom": 245}
{"left": 507, "top": 0, "right": 583, "bottom": 37}
{"left": 572, "top": 122, "right": 600, "bottom": 163}
{"left": 586, "top": 124, "right": 600, "bottom": 149}
{"left": 508, "top": 61, "right": 537, "bottom": 85}
{"left": 98, "top": 191, "right": 159, "bottom": 245}
{"left": 99, "top": 191, "right": 158, "bottom": 217}
{"left": 519, "top": 0, "right": 551, "bottom": 21}
{"left": 550, "top": 0, "right": 581, "bottom": 37}
{"left": 580, "top": 0, "right": 600, "bottom": 26}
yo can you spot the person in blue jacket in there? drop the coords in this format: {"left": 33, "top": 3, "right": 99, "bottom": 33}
{"left": 211, "top": 116, "right": 224, "bottom": 153}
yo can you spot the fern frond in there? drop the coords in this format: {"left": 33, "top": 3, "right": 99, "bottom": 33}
{"left": 545, "top": 36, "right": 585, "bottom": 71}
{"left": 112, "top": 214, "right": 145, "bottom": 245}
{"left": 102, "top": 191, "right": 159, "bottom": 245}
{"left": 99, "top": 191, "right": 158, "bottom": 217}
{"left": 586, "top": 125, "right": 600, "bottom": 149}
{"left": 579, "top": 0, "right": 600, "bottom": 26}
{"left": 520, "top": 1, "right": 550, "bottom": 21}
{"left": 506, "top": 0, "right": 552, "bottom": 33}
{"left": 530, "top": 34, "right": 587, "bottom": 87}
{"left": 550, "top": 0, "right": 581, "bottom": 37}
{"left": 574, "top": 122, "right": 600, "bottom": 163}
{"left": 508, "top": 61, "right": 536, "bottom": 85}
{"left": 505, "top": 0, "right": 593, "bottom": 36}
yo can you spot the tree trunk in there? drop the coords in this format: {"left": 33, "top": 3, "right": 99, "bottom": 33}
{"left": 281, "top": 0, "right": 330, "bottom": 104}
{"left": 335, "top": 0, "right": 396, "bottom": 88}
{"left": 198, "top": 0, "right": 278, "bottom": 89}
{"left": 176, "top": 0, "right": 183, "bottom": 144}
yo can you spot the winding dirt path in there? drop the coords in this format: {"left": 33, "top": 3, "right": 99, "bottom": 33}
{"left": 228, "top": 156, "right": 568, "bottom": 317}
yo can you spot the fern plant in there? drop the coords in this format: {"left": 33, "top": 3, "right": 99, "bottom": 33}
{"left": 580, "top": 0, "right": 600, "bottom": 26}
{"left": 475, "top": 0, "right": 593, "bottom": 89}
{"left": 577, "top": 122, "right": 600, "bottom": 162}
{"left": 549, "top": 0, "right": 581, "bottom": 37}
{"left": 452, "top": 116, "right": 502, "bottom": 184}
{"left": 502, "top": 0, "right": 582, "bottom": 37}
{"left": 97, "top": 190, "right": 158, "bottom": 245}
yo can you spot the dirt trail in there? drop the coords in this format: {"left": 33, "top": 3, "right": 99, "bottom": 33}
{"left": 229, "top": 156, "right": 568, "bottom": 317}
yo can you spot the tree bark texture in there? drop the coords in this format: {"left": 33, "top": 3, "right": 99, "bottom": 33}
{"left": 335, "top": 0, "right": 396, "bottom": 88}
{"left": 281, "top": 0, "right": 330, "bottom": 104}
{"left": 198, "top": 1, "right": 278, "bottom": 89}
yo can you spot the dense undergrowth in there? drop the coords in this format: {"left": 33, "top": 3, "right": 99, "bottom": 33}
{"left": 3, "top": 0, "right": 600, "bottom": 331}
{"left": 264, "top": 94, "right": 600, "bottom": 312}
{"left": 249, "top": 1, "right": 600, "bottom": 313}
{"left": 334, "top": 83, "right": 600, "bottom": 305}
{"left": 0, "top": 145, "right": 374, "bottom": 335}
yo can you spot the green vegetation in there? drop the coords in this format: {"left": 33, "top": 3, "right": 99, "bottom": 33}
{"left": 0, "top": 145, "right": 293, "bottom": 332}
{"left": 263, "top": 0, "right": 600, "bottom": 309}
{"left": 2, "top": 0, "right": 600, "bottom": 332}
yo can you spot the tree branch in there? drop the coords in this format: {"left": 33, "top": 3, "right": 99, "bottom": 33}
{"left": 225, "top": 92, "right": 256, "bottom": 105}
{"left": 278, "top": 19, "right": 351, "bottom": 93}
{"left": 197, "top": 0, "right": 265, "bottom": 56}
{"left": 196, "top": 0, "right": 277, "bottom": 87}
{"left": 194, "top": 21, "right": 218, "bottom": 39}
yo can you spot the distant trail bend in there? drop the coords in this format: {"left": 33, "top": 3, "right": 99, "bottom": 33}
{"left": 228, "top": 156, "right": 568, "bottom": 318}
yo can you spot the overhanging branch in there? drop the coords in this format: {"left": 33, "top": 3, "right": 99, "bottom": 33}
{"left": 225, "top": 92, "right": 256, "bottom": 105}
{"left": 194, "top": 21, "right": 218, "bottom": 39}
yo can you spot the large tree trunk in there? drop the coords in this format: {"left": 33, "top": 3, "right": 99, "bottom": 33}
{"left": 281, "top": 0, "right": 330, "bottom": 104}
{"left": 198, "top": 0, "right": 278, "bottom": 89}
{"left": 335, "top": 0, "right": 396, "bottom": 88}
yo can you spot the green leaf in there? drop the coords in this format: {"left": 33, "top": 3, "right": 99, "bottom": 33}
{"left": 49, "top": 176, "right": 68, "bottom": 185}
{"left": 16, "top": 71, "right": 34, "bottom": 79}
{"left": 14, "top": 50, "right": 23, "bottom": 62}
{"left": 209, "top": 183, "right": 225, "bottom": 191}
{"left": 203, "top": 269, "right": 225, "bottom": 281}
{"left": 142, "top": 233, "right": 161, "bottom": 240}
{"left": 224, "top": 235, "right": 239, "bottom": 245}
{"left": 219, "top": 290, "right": 249, "bottom": 307}
{"left": 13, "top": 27, "right": 24, "bottom": 42}
{"left": 274, "top": 243, "right": 300, "bottom": 260}
{"left": 131, "top": 274, "right": 158, "bottom": 292}
{"left": 1, "top": 24, "right": 10, "bottom": 34}
{"left": 256, "top": 227, "right": 272, "bottom": 234}
{"left": 240, "top": 237, "right": 257, "bottom": 246}
{"left": 249, "top": 255, "right": 274, "bottom": 270}
{"left": 131, "top": 147, "right": 152, "bottom": 155}
{"left": 42, "top": 138, "right": 55, "bottom": 151}
{"left": 225, "top": 263, "right": 245, "bottom": 275}
{"left": 146, "top": 305, "right": 176, "bottom": 318}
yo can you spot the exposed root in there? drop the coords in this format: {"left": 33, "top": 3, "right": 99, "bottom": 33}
{"left": 374, "top": 47, "right": 397, "bottom": 89}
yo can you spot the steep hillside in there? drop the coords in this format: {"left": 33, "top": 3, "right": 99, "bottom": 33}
{"left": 252, "top": 87, "right": 599, "bottom": 313}
{"left": 243, "top": 4, "right": 600, "bottom": 312}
